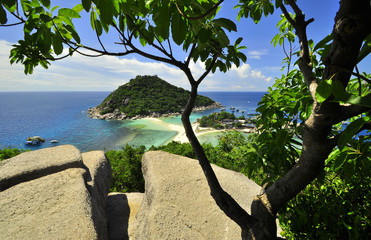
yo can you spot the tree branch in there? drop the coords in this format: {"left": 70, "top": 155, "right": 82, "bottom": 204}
{"left": 0, "top": 21, "right": 24, "bottom": 27}
{"left": 94, "top": 21, "right": 107, "bottom": 53}
{"left": 186, "top": 43, "right": 197, "bottom": 67}
{"left": 280, "top": 0, "right": 317, "bottom": 100}
{"left": 181, "top": 65, "right": 254, "bottom": 229}
{"left": 196, "top": 54, "right": 219, "bottom": 84}
{"left": 334, "top": 94, "right": 371, "bottom": 123}
{"left": 266, "top": 0, "right": 371, "bottom": 216}
{"left": 125, "top": 15, "right": 176, "bottom": 62}
{"left": 330, "top": 64, "right": 371, "bottom": 84}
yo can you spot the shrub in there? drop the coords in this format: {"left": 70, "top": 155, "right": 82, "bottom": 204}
{"left": 0, "top": 146, "right": 25, "bottom": 161}
{"left": 105, "top": 145, "right": 146, "bottom": 192}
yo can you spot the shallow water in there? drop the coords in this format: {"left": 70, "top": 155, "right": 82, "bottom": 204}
{"left": 0, "top": 91, "right": 265, "bottom": 152}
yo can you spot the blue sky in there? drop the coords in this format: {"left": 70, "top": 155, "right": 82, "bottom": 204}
{"left": 1, "top": 0, "right": 367, "bottom": 92}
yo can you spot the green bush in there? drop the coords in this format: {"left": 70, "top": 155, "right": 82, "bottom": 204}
{"left": 105, "top": 145, "right": 146, "bottom": 192}
{"left": 279, "top": 173, "right": 371, "bottom": 240}
{"left": 0, "top": 146, "right": 25, "bottom": 161}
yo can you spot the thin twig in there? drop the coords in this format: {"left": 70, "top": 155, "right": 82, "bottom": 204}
{"left": 125, "top": 15, "right": 174, "bottom": 61}
{"left": 94, "top": 20, "right": 107, "bottom": 52}
{"left": 196, "top": 53, "right": 219, "bottom": 84}
{"left": 331, "top": 64, "right": 371, "bottom": 84}
{"left": 186, "top": 43, "right": 197, "bottom": 66}
{"left": 0, "top": 22, "right": 24, "bottom": 27}
{"left": 355, "top": 65, "right": 362, "bottom": 95}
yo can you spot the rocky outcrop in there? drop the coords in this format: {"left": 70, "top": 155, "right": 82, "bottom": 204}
{"left": 88, "top": 102, "right": 222, "bottom": 121}
{"left": 128, "top": 151, "right": 273, "bottom": 240}
{"left": 0, "top": 145, "right": 111, "bottom": 240}
{"left": 0, "top": 146, "right": 280, "bottom": 240}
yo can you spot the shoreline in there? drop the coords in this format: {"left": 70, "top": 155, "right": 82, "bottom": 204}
{"left": 87, "top": 102, "right": 222, "bottom": 121}
{"left": 145, "top": 117, "right": 229, "bottom": 144}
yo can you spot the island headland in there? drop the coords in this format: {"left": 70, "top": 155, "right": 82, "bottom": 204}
{"left": 88, "top": 75, "right": 222, "bottom": 120}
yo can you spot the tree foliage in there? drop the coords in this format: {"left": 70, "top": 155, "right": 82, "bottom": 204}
{"left": 199, "top": 111, "right": 244, "bottom": 129}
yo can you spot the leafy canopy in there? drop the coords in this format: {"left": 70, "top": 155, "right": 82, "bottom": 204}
{"left": 1, "top": 0, "right": 247, "bottom": 75}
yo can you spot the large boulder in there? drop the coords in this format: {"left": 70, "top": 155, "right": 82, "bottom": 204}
{"left": 131, "top": 151, "right": 264, "bottom": 240}
{"left": 0, "top": 145, "right": 111, "bottom": 240}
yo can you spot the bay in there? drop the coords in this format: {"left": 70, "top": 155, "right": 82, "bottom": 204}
{"left": 0, "top": 91, "right": 265, "bottom": 152}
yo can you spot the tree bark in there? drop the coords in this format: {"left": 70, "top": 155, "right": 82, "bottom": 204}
{"left": 246, "top": 1, "right": 371, "bottom": 238}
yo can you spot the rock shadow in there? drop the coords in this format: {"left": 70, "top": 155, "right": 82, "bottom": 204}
{"left": 106, "top": 193, "right": 130, "bottom": 240}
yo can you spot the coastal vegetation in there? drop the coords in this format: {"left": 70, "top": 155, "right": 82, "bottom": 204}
{"left": 2, "top": 0, "right": 371, "bottom": 239}
{"left": 95, "top": 75, "right": 216, "bottom": 118}
{"left": 198, "top": 111, "right": 247, "bottom": 129}
{"left": 0, "top": 147, "right": 25, "bottom": 161}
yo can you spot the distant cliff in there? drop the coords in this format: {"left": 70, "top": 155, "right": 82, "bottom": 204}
{"left": 88, "top": 75, "right": 221, "bottom": 120}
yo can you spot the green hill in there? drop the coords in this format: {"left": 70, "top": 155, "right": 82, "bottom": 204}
{"left": 90, "top": 75, "right": 219, "bottom": 119}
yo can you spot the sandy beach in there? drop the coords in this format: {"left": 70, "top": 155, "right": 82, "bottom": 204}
{"left": 146, "top": 117, "right": 226, "bottom": 143}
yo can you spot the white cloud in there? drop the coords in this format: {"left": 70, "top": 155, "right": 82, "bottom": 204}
{"left": 0, "top": 40, "right": 278, "bottom": 92}
{"left": 247, "top": 49, "right": 269, "bottom": 59}
{"left": 232, "top": 63, "right": 251, "bottom": 78}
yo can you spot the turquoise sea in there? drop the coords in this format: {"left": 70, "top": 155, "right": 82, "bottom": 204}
{"left": 0, "top": 92, "right": 265, "bottom": 152}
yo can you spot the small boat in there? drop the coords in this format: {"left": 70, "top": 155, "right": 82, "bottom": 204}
{"left": 50, "top": 140, "right": 59, "bottom": 143}
{"left": 236, "top": 109, "right": 239, "bottom": 112}
{"left": 230, "top": 107, "right": 235, "bottom": 110}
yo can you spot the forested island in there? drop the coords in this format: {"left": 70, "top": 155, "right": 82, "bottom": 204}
{"left": 88, "top": 75, "right": 221, "bottom": 120}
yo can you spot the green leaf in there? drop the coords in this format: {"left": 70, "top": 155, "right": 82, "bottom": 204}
{"left": 235, "top": 37, "right": 243, "bottom": 46}
{"left": 51, "top": 5, "right": 59, "bottom": 13}
{"left": 40, "top": 13, "right": 52, "bottom": 23}
{"left": 217, "top": 29, "right": 230, "bottom": 48}
{"left": 90, "top": 10, "right": 96, "bottom": 30}
{"left": 40, "top": 0, "right": 50, "bottom": 8}
{"left": 52, "top": 34, "right": 63, "bottom": 55}
{"left": 82, "top": 0, "right": 91, "bottom": 12}
{"left": 286, "top": 31, "right": 296, "bottom": 42}
{"left": 336, "top": 94, "right": 371, "bottom": 108}
{"left": 2, "top": 0, "right": 17, "bottom": 11}
{"left": 313, "top": 34, "right": 332, "bottom": 52}
{"left": 98, "top": 1, "right": 113, "bottom": 25}
{"left": 198, "top": 28, "right": 212, "bottom": 44}
{"left": 338, "top": 116, "right": 371, "bottom": 151}
{"left": 95, "top": 19, "right": 103, "bottom": 36}
{"left": 0, "top": 4, "right": 7, "bottom": 24}
{"left": 212, "top": 18, "right": 237, "bottom": 32}
{"left": 139, "top": 35, "right": 147, "bottom": 47}
{"left": 65, "top": 24, "right": 80, "bottom": 43}
{"left": 171, "top": 11, "right": 187, "bottom": 45}
{"left": 153, "top": 1, "right": 170, "bottom": 39}
{"left": 237, "top": 52, "right": 247, "bottom": 62}
{"left": 331, "top": 80, "right": 345, "bottom": 98}
{"left": 357, "top": 34, "right": 371, "bottom": 63}
{"left": 275, "top": 0, "right": 282, "bottom": 8}
{"left": 315, "top": 79, "right": 332, "bottom": 103}
{"left": 58, "top": 8, "right": 80, "bottom": 18}
{"left": 72, "top": 4, "right": 84, "bottom": 13}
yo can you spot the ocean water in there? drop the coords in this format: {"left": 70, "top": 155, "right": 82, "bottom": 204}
{"left": 0, "top": 91, "right": 265, "bottom": 152}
